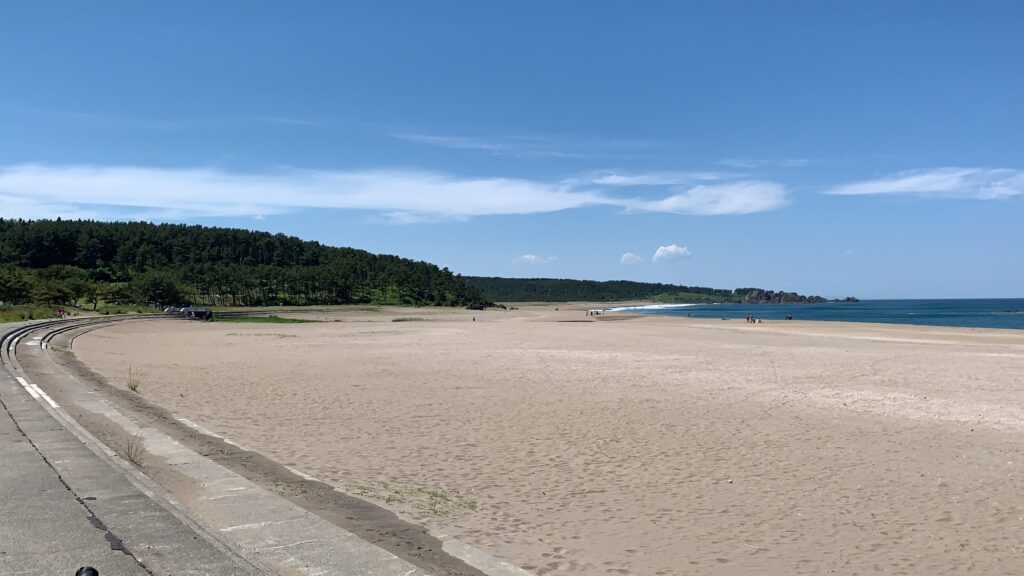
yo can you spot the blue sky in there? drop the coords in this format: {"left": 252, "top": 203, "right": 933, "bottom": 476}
{"left": 1, "top": 1, "right": 1021, "bottom": 298}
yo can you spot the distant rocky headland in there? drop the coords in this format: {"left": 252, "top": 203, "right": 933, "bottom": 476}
{"left": 736, "top": 289, "right": 860, "bottom": 304}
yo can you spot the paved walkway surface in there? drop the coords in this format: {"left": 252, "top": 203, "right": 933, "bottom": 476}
{"left": 0, "top": 321, "right": 264, "bottom": 576}
{"left": 0, "top": 369, "right": 150, "bottom": 575}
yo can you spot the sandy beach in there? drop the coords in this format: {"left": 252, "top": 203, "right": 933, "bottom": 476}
{"left": 73, "top": 306, "right": 1024, "bottom": 575}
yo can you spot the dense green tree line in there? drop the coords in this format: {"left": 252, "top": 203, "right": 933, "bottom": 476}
{"left": 464, "top": 277, "right": 828, "bottom": 304}
{"left": 0, "top": 219, "right": 486, "bottom": 308}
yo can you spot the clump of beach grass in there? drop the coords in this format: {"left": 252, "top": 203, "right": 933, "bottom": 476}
{"left": 416, "top": 487, "right": 478, "bottom": 516}
{"left": 127, "top": 363, "right": 142, "bottom": 393}
{"left": 347, "top": 482, "right": 476, "bottom": 516}
{"left": 120, "top": 430, "right": 146, "bottom": 467}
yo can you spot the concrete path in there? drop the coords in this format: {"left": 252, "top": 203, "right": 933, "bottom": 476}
{"left": 0, "top": 367, "right": 149, "bottom": 575}
{"left": 0, "top": 377, "right": 149, "bottom": 576}
{"left": 0, "top": 321, "right": 265, "bottom": 576}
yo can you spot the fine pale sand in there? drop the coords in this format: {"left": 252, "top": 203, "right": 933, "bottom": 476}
{"left": 75, "top": 307, "right": 1024, "bottom": 575}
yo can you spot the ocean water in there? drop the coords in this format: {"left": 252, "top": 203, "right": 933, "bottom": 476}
{"left": 609, "top": 299, "right": 1024, "bottom": 330}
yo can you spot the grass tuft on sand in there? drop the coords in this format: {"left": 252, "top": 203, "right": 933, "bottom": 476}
{"left": 119, "top": 430, "right": 146, "bottom": 467}
{"left": 127, "top": 363, "right": 142, "bottom": 393}
{"left": 349, "top": 482, "right": 477, "bottom": 516}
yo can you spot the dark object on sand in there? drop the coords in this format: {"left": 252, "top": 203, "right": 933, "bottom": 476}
{"left": 177, "top": 306, "right": 213, "bottom": 321}
{"left": 76, "top": 568, "right": 100, "bottom": 576}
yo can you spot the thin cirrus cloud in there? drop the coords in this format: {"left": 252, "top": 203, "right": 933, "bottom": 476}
{"left": 588, "top": 171, "right": 731, "bottom": 186}
{"left": 512, "top": 254, "right": 557, "bottom": 264}
{"left": 620, "top": 252, "right": 644, "bottom": 265}
{"left": 0, "top": 164, "right": 791, "bottom": 222}
{"left": 826, "top": 167, "right": 1024, "bottom": 199}
{"left": 0, "top": 164, "right": 609, "bottom": 222}
{"left": 652, "top": 244, "right": 691, "bottom": 263}
{"left": 632, "top": 181, "right": 789, "bottom": 215}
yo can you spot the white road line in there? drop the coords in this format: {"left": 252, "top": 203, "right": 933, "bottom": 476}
{"left": 15, "top": 377, "right": 40, "bottom": 399}
{"left": 30, "top": 384, "right": 59, "bottom": 408}
{"left": 14, "top": 376, "right": 58, "bottom": 408}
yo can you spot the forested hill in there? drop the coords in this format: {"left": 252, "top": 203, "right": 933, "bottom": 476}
{"left": 465, "top": 276, "right": 833, "bottom": 304}
{"left": 0, "top": 219, "right": 485, "bottom": 308}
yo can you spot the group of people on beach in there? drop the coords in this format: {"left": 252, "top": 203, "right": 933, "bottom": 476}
{"left": 746, "top": 313, "right": 794, "bottom": 323}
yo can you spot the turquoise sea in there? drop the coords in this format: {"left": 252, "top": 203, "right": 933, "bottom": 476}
{"left": 610, "top": 299, "right": 1024, "bottom": 330}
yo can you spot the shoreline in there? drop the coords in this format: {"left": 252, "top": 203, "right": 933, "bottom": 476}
{"left": 598, "top": 300, "right": 1024, "bottom": 332}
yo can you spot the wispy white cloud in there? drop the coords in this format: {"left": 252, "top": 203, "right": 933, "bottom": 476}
{"left": 620, "top": 252, "right": 644, "bottom": 265}
{"left": 0, "top": 164, "right": 611, "bottom": 221}
{"left": 631, "top": 181, "right": 788, "bottom": 215}
{"left": 512, "top": 254, "right": 557, "bottom": 264}
{"left": 0, "top": 163, "right": 789, "bottom": 222}
{"left": 589, "top": 171, "right": 729, "bottom": 186}
{"left": 0, "top": 193, "right": 103, "bottom": 221}
{"left": 652, "top": 244, "right": 691, "bottom": 263}
{"left": 826, "top": 167, "right": 1024, "bottom": 199}
{"left": 717, "top": 157, "right": 814, "bottom": 169}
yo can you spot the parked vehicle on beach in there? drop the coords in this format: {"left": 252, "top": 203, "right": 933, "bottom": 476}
{"left": 171, "top": 307, "right": 213, "bottom": 321}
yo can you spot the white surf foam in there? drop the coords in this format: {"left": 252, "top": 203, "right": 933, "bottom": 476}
{"left": 607, "top": 303, "right": 703, "bottom": 312}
